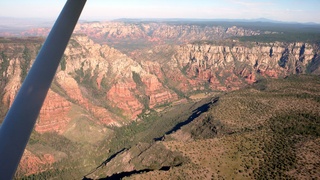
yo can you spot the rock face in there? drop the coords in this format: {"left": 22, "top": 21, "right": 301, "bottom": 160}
{"left": 36, "top": 90, "right": 72, "bottom": 133}
{"left": 16, "top": 149, "right": 55, "bottom": 176}
{"left": 164, "top": 42, "right": 319, "bottom": 92}
{"left": 0, "top": 40, "right": 41, "bottom": 107}
{"left": 55, "top": 71, "right": 120, "bottom": 126}
{"left": 142, "top": 74, "right": 179, "bottom": 108}
{"left": 106, "top": 81, "right": 144, "bottom": 119}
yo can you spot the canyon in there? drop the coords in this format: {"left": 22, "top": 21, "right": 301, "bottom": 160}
{"left": 2, "top": 35, "right": 319, "bottom": 131}
{"left": 0, "top": 21, "right": 320, "bottom": 177}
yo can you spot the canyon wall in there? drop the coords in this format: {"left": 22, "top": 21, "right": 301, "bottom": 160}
{"left": 0, "top": 35, "right": 180, "bottom": 133}
{"left": 167, "top": 41, "right": 319, "bottom": 92}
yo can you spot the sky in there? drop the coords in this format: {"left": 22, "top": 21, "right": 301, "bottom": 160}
{"left": 0, "top": 0, "right": 319, "bottom": 23}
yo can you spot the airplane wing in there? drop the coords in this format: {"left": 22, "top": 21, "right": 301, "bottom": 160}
{"left": 0, "top": 0, "right": 87, "bottom": 179}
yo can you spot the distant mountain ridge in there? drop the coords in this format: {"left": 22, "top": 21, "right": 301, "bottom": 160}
{"left": 0, "top": 16, "right": 319, "bottom": 34}
{"left": 114, "top": 17, "right": 319, "bottom": 25}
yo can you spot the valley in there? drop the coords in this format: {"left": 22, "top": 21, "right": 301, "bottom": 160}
{"left": 0, "top": 20, "right": 319, "bottom": 179}
{"left": 86, "top": 75, "right": 320, "bottom": 179}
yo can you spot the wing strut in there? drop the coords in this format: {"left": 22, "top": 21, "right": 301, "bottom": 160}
{"left": 0, "top": 0, "right": 86, "bottom": 178}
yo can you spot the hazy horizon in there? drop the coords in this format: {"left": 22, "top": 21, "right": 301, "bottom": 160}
{"left": 1, "top": 0, "right": 320, "bottom": 24}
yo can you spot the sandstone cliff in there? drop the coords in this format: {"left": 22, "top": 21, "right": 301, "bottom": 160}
{"left": 165, "top": 41, "right": 319, "bottom": 92}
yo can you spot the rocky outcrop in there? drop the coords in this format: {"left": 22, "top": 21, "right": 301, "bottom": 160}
{"left": 107, "top": 81, "right": 144, "bottom": 119}
{"left": 141, "top": 74, "right": 178, "bottom": 108}
{"left": 36, "top": 90, "right": 72, "bottom": 133}
{"left": 2, "top": 58, "right": 22, "bottom": 107}
{"left": 86, "top": 142, "right": 184, "bottom": 179}
{"left": 16, "top": 149, "right": 55, "bottom": 176}
{"left": 0, "top": 40, "right": 41, "bottom": 107}
{"left": 55, "top": 71, "right": 121, "bottom": 126}
{"left": 63, "top": 35, "right": 180, "bottom": 119}
{"left": 167, "top": 42, "right": 319, "bottom": 92}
